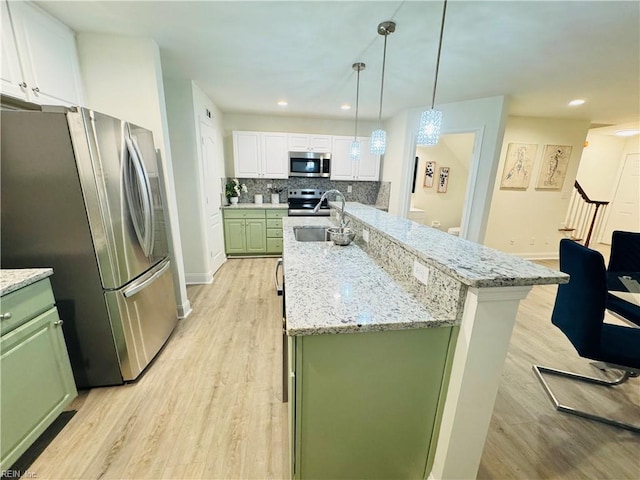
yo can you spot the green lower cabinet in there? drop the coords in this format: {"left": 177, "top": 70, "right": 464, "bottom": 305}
{"left": 289, "top": 326, "right": 457, "bottom": 480}
{"left": 1, "top": 291, "right": 77, "bottom": 471}
{"left": 223, "top": 208, "right": 283, "bottom": 255}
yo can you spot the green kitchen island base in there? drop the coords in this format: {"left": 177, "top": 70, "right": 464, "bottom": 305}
{"left": 288, "top": 326, "right": 458, "bottom": 480}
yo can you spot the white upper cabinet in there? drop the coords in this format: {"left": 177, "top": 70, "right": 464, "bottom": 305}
{"left": 3, "top": 1, "right": 83, "bottom": 106}
{"left": 330, "top": 136, "right": 380, "bottom": 181}
{"left": 288, "top": 134, "right": 331, "bottom": 153}
{"left": 1, "top": 1, "right": 27, "bottom": 100}
{"left": 232, "top": 131, "right": 288, "bottom": 179}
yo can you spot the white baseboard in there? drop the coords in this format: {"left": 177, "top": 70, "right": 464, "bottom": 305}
{"left": 518, "top": 252, "right": 559, "bottom": 261}
{"left": 185, "top": 272, "right": 214, "bottom": 285}
{"left": 177, "top": 300, "right": 192, "bottom": 319}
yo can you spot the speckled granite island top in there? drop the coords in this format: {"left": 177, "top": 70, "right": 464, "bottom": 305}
{"left": 222, "top": 203, "right": 288, "bottom": 209}
{"left": 334, "top": 202, "right": 568, "bottom": 288}
{"left": 0, "top": 268, "right": 53, "bottom": 296}
{"left": 282, "top": 217, "right": 456, "bottom": 336}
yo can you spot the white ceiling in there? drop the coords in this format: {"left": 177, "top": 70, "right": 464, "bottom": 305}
{"left": 37, "top": 1, "right": 640, "bottom": 128}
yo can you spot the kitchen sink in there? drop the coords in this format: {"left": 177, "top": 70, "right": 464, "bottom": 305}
{"left": 293, "top": 226, "right": 329, "bottom": 242}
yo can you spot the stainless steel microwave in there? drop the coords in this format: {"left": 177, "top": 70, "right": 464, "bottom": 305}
{"left": 289, "top": 151, "right": 331, "bottom": 178}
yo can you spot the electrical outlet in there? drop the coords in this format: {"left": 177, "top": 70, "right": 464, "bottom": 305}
{"left": 529, "top": 237, "right": 535, "bottom": 245}
{"left": 362, "top": 229, "right": 370, "bottom": 243}
{"left": 413, "top": 260, "right": 430, "bottom": 286}
{"left": 266, "top": 183, "right": 272, "bottom": 189}
{"left": 545, "top": 237, "right": 550, "bottom": 245}
{"left": 510, "top": 239, "right": 515, "bottom": 245}
{"left": 347, "top": 185, "right": 353, "bottom": 193}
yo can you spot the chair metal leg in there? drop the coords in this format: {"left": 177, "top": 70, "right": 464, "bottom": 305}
{"left": 532, "top": 364, "right": 640, "bottom": 434}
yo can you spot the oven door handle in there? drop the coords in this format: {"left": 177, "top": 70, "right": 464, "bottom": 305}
{"left": 275, "top": 258, "right": 283, "bottom": 296}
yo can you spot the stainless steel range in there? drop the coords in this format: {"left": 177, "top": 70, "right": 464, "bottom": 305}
{"left": 287, "top": 188, "right": 330, "bottom": 216}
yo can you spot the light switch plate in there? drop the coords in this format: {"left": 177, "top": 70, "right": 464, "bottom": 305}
{"left": 347, "top": 185, "right": 353, "bottom": 193}
{"left": 413, "top": 260, "right": 430, "bottom": 286}
{"left": 362, "top": 229, "right": 370, "bottom": 243}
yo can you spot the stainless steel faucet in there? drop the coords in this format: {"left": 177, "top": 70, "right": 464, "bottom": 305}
{"left": 313, "top": 189, "right": 348, "bottom": 228}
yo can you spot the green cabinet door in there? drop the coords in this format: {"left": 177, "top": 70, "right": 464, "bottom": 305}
{"left": 1, "top": 307, "right": 77, "bottom": 470}
{"left": 224, "top": 218, "right": 246, "bottom": 254}
{"left": 245, "top": 218, "right": 267, "bottom": 253}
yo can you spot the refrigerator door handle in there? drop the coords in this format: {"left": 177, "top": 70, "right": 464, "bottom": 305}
{"left": 124, "top": 134, "right": 153, "bottom": 257}
{"left": 131, "top": 136, "right": 155, "bottom": 256}
{"left": 123, "top": 260, "right": 171, "bottom": 299}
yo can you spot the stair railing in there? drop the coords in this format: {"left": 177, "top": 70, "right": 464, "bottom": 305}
{"left": 562, "top": 181, "right": 609, "bottom": 247}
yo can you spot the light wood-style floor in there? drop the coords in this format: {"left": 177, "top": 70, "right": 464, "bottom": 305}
{"left": 26, "top": 251, "right": 639, "bottom": 479}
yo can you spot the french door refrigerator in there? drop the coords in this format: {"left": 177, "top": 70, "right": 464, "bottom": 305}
{"left": 1, "top": 108, "right": 178, "bottom": 388}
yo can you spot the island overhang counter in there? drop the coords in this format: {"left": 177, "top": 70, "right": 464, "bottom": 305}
{"left": 281, "top": 205, "right": 567, "bottom": 480}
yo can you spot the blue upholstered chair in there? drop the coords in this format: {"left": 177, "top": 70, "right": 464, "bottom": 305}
{"left": 608, "top": 230, "right": 640, "bottom": 273}
{"left": 605, "top": 230, "right": 640, "bottom": 326}
{"left": 533, "top": 239, "right": 640, "bottom": 433}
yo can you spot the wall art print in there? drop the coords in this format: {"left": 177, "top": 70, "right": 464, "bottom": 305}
{"left": 424, "top": 161, "right": 436, "bottom": 188}
{"left": 536, "top": 144, "right": 572, "bottom": 190}
{"left": 437, "top": 167, "right": 450, "bottom": 193}
{"left": 500, "top": 143, "right": 538, "bottom": 190}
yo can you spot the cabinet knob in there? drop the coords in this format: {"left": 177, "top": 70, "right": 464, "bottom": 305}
{"left": 0, "top": 312, "right": 12, "bottom": 321}
{"left": 32, "top": 87, "right": 40, "bottom": 93}
{"left": 19, "top": 82, "right": 27, "bottom": 89}
{"left": 54, "top": 320, "right": 64, "bottom": 326}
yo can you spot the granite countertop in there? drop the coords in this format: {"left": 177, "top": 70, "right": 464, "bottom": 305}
{"left": 223, "top": 202, "right": 288, "bottom": 209}
{"left": 0, "top": 268, "right": 54, "bottom": 296}
{"left": 333, "top": 202, "right": 568, "bottom": 288}
{"left": 282, "top": 217, "right": 457, "bottom": 336}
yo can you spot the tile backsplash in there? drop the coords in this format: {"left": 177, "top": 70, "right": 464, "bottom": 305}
{"left": 226, "top": 177, "right": 383, "bottom": 205}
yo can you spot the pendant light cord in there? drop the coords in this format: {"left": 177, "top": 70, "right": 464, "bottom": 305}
{"left": 430, "top": 0, "right": 448, "bottom": 109}
{"left": 377, "top": 31, "right": 389, "bottom": 129}
{"left": 354, "top": 67, "right": 361, "bottom": 140}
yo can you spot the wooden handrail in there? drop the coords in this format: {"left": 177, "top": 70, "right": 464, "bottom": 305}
{"left": 574, "top": 181, "right": 609, "bottom": 206}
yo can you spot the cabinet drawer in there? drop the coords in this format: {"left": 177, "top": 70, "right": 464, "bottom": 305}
{"left": 267, "top": 228, "right": 283, "bottom": 238}
{"left": 267, "top": 238, "right": 283, "bottom": 253}
{"left": 266, "top": 218, "right": 283, "bottom": 229}
{"left": 266, "top": 209, "right": 287, "bottom": 219}
{"left": 1, "top": 278, "right": 55, "bottom": 336}
{"left": 223, "top": 209, "right": 266, "bottom": 219}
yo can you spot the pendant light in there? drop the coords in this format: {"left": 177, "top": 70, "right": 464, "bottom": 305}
{"left": 417, "top": 0, "right": 447, "bottom": 146}
{"left": 350, "top": 62, "right": 366, "bottom": 161}
{"left": 370, "top": 21, "right": 396, "bottom": 155}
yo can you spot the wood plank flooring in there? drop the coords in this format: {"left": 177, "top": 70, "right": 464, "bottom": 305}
{"left": 25, "top": 251, "right": 639, "bottom": 479}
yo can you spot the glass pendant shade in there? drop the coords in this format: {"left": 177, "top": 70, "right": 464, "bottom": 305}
{"left": 370, "top": 129, "right": 387, "bottom": 155}
{"left": 349, "top": 139, "right": 361, "bottom": 161}
{"left": 416, "top": 109, "right": 442, "bottom": 146}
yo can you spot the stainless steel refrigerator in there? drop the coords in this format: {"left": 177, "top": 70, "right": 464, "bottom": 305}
{"left": 1, "top": 107, "right": 178, "bottom": 388}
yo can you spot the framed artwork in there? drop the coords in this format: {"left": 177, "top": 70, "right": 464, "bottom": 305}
{"left": 437, "top": 167, "right": 450, "bottom": 193}
{"left": 424, "top": 161, "right": 436, "bottom": 187}
{"left": 500, "top": 143, "right": 538, "bottom": 190}
{"left": 536, "top": 144, "right": 572, "bottom": 190}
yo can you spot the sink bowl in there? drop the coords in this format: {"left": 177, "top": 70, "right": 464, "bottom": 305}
{"left": 293, "top": 226, "right": 329, "bottom": 242}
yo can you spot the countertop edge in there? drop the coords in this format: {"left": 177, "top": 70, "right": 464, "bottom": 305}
{"left": 1, "top": 268, "right": 54, "bottom": 296}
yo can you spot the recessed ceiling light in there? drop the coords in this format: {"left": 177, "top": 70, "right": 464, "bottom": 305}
{"left": 341, "top": 104, "right": 351, "bottom": 111}
{"left": 568, "top": 99, "right": 585, "bottom": 106}
{"left": 277, "top": 100, "right": 288, "bottom": 107}
{"left": 615, "top": 129, "right": 640, "bottom": 137}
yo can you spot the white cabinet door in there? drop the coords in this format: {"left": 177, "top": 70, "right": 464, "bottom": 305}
{"left": 288, "top": 134, "right": 310, "bottom": 152}
{"left": 1, "top": 1, "right": 27, "bottom": 100}
{"left": 233, "top": 131, "right": 261, "bottom": 178}
{"left": 8, "top": 1, "right": 83, "bottom": 106}
{"left": 310, "top": 135, "right": 332, "bottom": 152}
{"left": 261, "top": 133, "right": 288, "bottom": 179}
{"left": 356, "top": 137, "right": 380, "bottom": 181}
{"left": 330, "top": 136, "right": 356, "bottom": 180}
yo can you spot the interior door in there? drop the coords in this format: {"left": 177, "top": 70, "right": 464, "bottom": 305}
{"left": 200, "top": 120, "right": 226, "bottom": 276}
{"left": 602, "top": 153, "right": 640, "bottom": 241}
